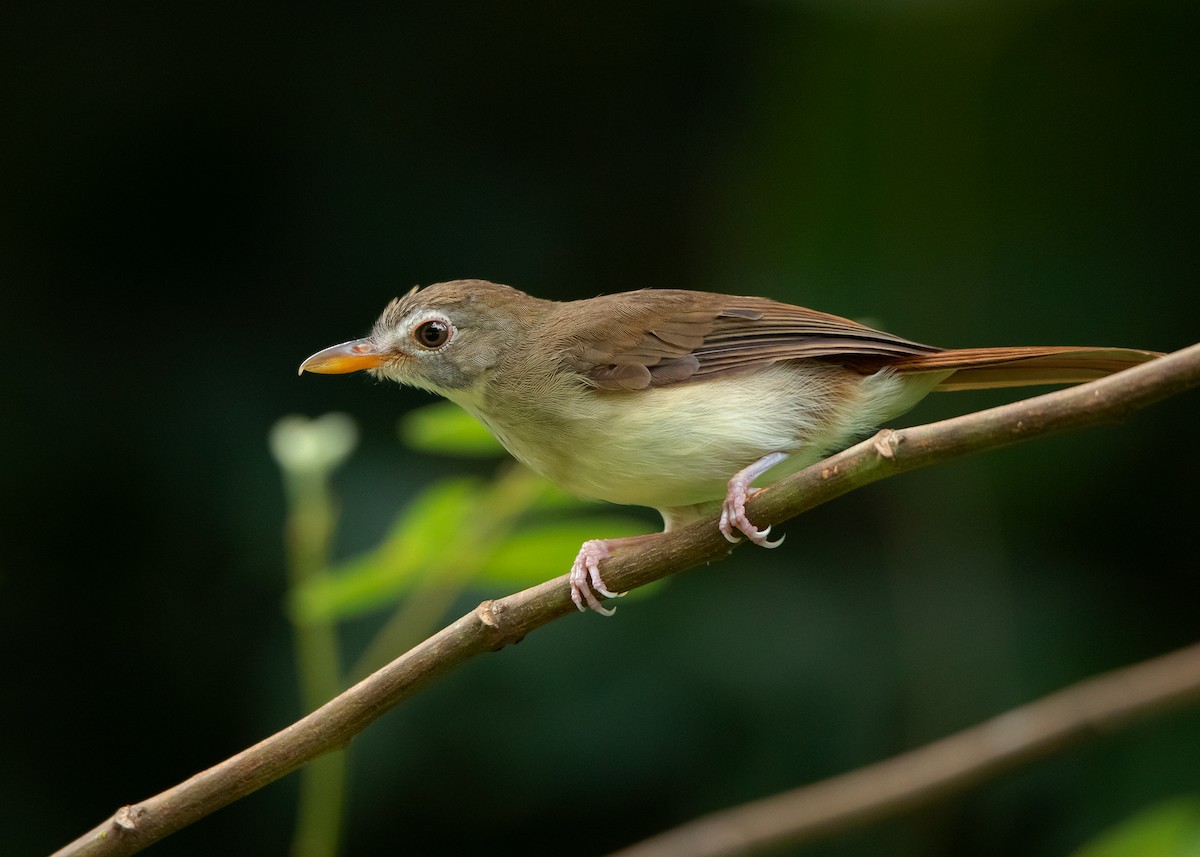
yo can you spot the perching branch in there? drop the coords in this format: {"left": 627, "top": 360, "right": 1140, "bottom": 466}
{"left": 53, "top": 343, "right": 1200, "bottom": 857}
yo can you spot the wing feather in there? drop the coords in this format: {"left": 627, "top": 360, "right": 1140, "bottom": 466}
{"left": 559, "top": 290, "right": 938, "bottom": 390}
{"left": 553, "top": 290, "right": 1158, "bottom": 392}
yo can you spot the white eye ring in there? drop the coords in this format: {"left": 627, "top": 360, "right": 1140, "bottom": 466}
{"left": 410, "top": 316, "right": 454, "bottom": 350}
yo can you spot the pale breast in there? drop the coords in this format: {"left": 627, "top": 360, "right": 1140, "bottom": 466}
{"left": 449, "top": 361, "right": 945, "bottom": 512}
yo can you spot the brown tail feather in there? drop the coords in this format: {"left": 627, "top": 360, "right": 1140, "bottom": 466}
{"left": 886, "top": 346, "right": 1162, "bottom": 391}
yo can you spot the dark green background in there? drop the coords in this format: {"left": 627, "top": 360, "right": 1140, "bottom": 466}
{"left": 3, "top": 2, "right": 1197, "bottom": 855}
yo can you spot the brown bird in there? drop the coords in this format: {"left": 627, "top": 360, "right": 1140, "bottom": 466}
{"left": 300, "top": 279, "right": 1159, "bottom": 614}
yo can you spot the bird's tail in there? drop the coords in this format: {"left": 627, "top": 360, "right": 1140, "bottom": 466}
{"left": 885, "top": 346, "right": 1162, "bottom": 391}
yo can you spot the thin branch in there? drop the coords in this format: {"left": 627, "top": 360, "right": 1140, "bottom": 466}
{"left": 607, "top": 641, "right": 1200, "bottom": 857}
{"left": 53, "top": 343, "right": 1200, "bottom": 857}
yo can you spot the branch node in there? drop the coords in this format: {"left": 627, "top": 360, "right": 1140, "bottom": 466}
{"left": 113, "top": 805, "right": 144, "bottom": 831}
{"left": 476, "top": 600, "right": 501, "bottom": 628}
{"left": 872, "top": 429, "right": 901, "bottom": 460}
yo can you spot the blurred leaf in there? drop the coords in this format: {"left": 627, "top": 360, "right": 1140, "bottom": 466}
{"left": 1073, "top": 796, "right": 1200, "bottom": 857}
{"left": 480, "top": 516, "right": 649, "bottom": 584}
{"left": 522, "top": 481, "right": 622, "bottom": 512}
{"left": 290, "top": 477, "right": 484, "bottom": 622}
{"left": 269, "top": 413, "right": 359, "bottom": 477}
{"left": 399, "top": 401, "right": 504, "bottom": 456}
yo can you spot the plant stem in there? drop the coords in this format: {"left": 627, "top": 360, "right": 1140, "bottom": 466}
{"left": 283, "top": 475, "right": 346, "bottom": 857}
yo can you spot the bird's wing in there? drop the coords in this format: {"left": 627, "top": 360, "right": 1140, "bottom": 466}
{"left": 557, "top": 290, "right": 940, "bottom": 391}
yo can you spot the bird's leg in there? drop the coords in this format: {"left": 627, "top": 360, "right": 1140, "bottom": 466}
{"left": 570, "top": 533, "right": 663, "bottom": 616}
{"left": 571, "top": 451, "right": 790, "bottom": 614}
{"left": 719, "top": 451, "right": 789, "bottom": 547}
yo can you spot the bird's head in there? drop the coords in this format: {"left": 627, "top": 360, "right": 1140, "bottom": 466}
{"left": 299, "top": 279, "right": 541, "bottom": 395}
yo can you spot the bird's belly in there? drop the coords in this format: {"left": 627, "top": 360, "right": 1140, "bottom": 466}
{"left": 482, "top": 363, "right": 892, "bottom": 511}
{"left": 461, "top": 362, "right": 943, "bottom": 513}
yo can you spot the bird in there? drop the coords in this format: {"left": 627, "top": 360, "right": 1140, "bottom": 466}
{"left": 300, "top": 279, "right": 1159, "bottom": 615}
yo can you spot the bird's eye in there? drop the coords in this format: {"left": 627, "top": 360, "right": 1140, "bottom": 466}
{"left": 413, "top": 319, "right": 451, "bottom": 349}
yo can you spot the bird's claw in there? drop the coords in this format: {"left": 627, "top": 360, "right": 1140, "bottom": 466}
{"left": 569, "top": 539, "right": 626, "bottom": 616}
{"left": 720, "top": 485, "right": 785, "bottom": 548}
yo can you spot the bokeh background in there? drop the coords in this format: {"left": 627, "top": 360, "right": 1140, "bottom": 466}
{"left": 3, "top": 2, "right": 1198, "bottom": 855}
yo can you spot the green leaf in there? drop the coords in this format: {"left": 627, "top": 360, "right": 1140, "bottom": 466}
{"left": 523, "top": 481, "right": 606, "bottom": 512}
{"left": 289, "top": 477, "right": 485, "bottom": 622}
{"left": 480, "top": 516, "right": 650, "bottom": 585}
{"left": 1072, "top": 796, "right": 1200, "bottom": 857}
{"left": 399, "top": 401, "right": 504, "bottom": 456}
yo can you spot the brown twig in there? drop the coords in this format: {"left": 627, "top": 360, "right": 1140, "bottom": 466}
{"left": 52, "top": 343, "right": 1200, "bottom": 857}
{"left": 607, "top": 641, "right": 1200, "bottom": 857}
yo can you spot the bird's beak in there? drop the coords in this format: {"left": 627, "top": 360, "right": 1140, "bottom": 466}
{"left": 298, "top": 338, "right": 386, "bottom": 375}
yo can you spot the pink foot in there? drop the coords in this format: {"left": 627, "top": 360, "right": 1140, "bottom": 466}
{"left": 568, "top": 533, "right": 666, "bottom": 615}
{"left": 719, "top": 451, "right": 789, "bottom": 548}
{"left": 570, "top": 539, "right": 625, "bottom": 616}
